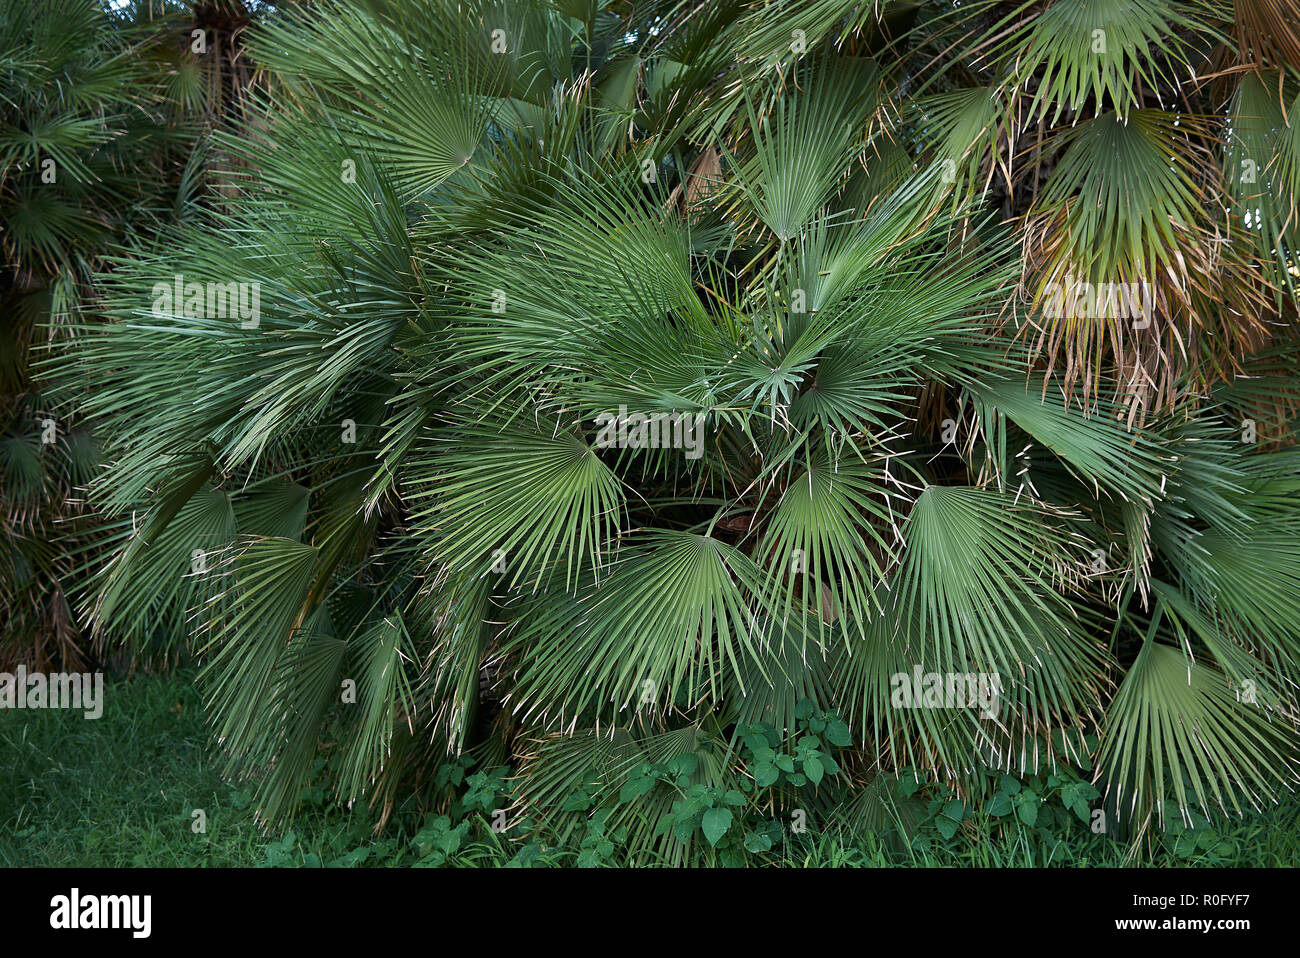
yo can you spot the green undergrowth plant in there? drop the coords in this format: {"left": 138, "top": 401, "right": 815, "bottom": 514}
{"left": 7, "top": 674, "right": 1298, "bottom": 867}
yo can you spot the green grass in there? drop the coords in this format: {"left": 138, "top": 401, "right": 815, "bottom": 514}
{"left": 3, "top": 672, "right": 1297, "bottom": 867}
{"left": 0, "top": 671, "right": 390, "bottom": 867}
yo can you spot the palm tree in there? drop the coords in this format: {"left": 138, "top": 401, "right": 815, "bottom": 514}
{"left": 55, "top": 0, "right": 1300, "bottom": 859}
{"left": 1, "top": 0, "right": 250, "bottom": 670}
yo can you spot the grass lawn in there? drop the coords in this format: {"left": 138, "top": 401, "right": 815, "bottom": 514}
{"left": 0, "top": 672, "right": 385, "bottom": 867}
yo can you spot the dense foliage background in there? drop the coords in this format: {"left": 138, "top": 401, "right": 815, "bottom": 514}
{"left": 2, "top": 0, "right": 247, "bottom": 669}
{"left": 6, "top": 0, "right": 1300, "bottom": 865}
